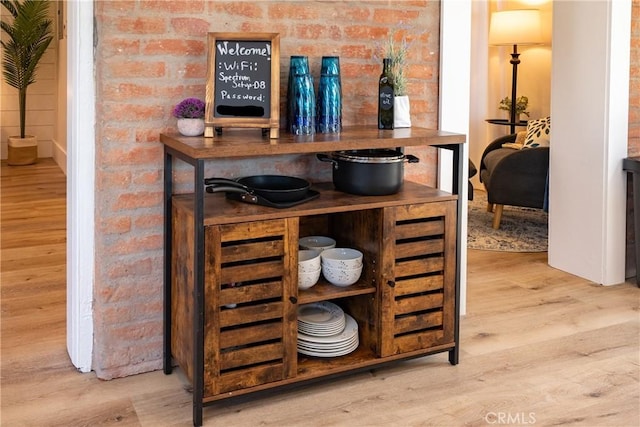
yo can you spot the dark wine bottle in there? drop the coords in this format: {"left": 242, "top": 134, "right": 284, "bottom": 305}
{"left": 378, "top": 58, "right": 394, "bottom": 130}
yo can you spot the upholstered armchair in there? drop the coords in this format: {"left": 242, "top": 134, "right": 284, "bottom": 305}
{"left": 479, "top": 133, "right": 549, "bottom": 229}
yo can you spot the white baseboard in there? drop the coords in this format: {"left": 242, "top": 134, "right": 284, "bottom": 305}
{"left": 51, "top": 138, "right": 67, "bottom": 175}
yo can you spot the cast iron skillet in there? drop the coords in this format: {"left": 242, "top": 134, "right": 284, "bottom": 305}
{"left": 204, "top": 175, "right": 311, "bottom": 203}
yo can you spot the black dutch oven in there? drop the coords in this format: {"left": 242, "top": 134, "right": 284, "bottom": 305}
{"left": 317, "top": 149, "right": 419, "bottom": 196}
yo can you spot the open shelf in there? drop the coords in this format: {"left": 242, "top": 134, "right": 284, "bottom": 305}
{"left": 172, "top": 181, "right": 457, "bottom": 226}
{"left": 160, "top": 126, "right": 465, "bottom": 160}
{"left": 296, "top": 345, "right": 376, "bottom": 377}
{"left": 298, "top": 280, "right": 376, "bottom": 305}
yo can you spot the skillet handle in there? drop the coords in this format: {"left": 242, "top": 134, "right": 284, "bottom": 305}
{"left": 206, "top": 186, "right": 259, "bottom": 204}
{"left": 316, "top": 153, "right": 338, "bottom": 166}
{"left": 206, "top": 185, "right": 253, "bottom": 194}
{"left": 204, "top": 177, "right": 245, "bottom": 188}
{"left": 405, "top": 154, "right": 420, "bottom": 164}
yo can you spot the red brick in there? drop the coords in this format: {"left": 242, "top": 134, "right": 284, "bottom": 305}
{"left": 135, "top": 129, "right": 163, "bottom": 143}
{"left": 171, "top": 18, "right": 210, "bottom": 37}
{"left": 239, "top": 22, "right": 290, "bottom": 36}
{"left": 409, "top": 64, "right": 434, "bottom": 80}
{"left": 106, "top": 60, "right": 166, "bottom": 78}
{"left": 140, "top": 0, "right": 204, "bottom": 13}
{"left": 100, "top": 300, "right": 163, "bottom": 326}
{"left": 96, "top": 273, "right": 163, "bottom": 303}
{"left": 156, "top": 85, "right": 193, "bottom": 98}
{"left": 99, "top": 170, "right": 132, "bottom": 189}
{"left": 268, "top": 4, "right": 318, "bottom": 20}
{"left": 340, "top": 45, "right": 373, "bottom": 59}
{"left": 100, "top": 216, "right": 132, "bottom": 235}
{"left": 344, "top": 25, "right": 388, "bottom": 41}
{"left": 372, "top": 8, "right": 420, "bottom": 25}
{"left": 133, "top": 170, "right": 162, "bottom": 185}
{"left": 113, "top": 192, "right": 163, "bottom": 211}
{"left": 101, "top": 145, "right": 163, "bottom": 167}
{"left": 106, "top": 258, "right": 153, "bottom": 279}
{"left": 106, "top": 234, "right": 163, "bottom": 255}
{"left": 134, "top": 214, "right": 164, "bottom": 230}
{"left": 183, "top": 62, "right": 208, "bottom": 79}
{"left": 99, "top": 1, "right": 135, "bottom": 13}
{"left": 102, "top": 127, "right": 133, "bottom": 143}
{"left": 110, "top": 319, "right": 163, "bottom": 344}
{"left": 101, "top": 104, "right": 165, "bottom": 122}
{"left": 212, "top": 2, "right": 264, "bottom": 18}
{"left": 143, "top": 39, "right": 206, "bottom": 56}
{"left": 102, "top": 83, "right": 154, "bottom": 101}
{"left": 343, "top": 7, "right": 372, "bottom": 21}
{"left": 117, "top": 17, "right": 166, "bottom": 34}
{"left": 295, "top": 24, "right": 335, "bottom": 40}
{"left": 99, "top": 39, "right": 141, "bottom": 57}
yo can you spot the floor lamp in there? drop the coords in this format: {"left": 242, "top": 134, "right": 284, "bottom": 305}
{"left": 489, "top": 9, "right": 543, "bottom": 132}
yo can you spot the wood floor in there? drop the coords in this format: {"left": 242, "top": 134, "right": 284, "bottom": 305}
{"left": 1, "top": 159, "right": 638, "bottom": 427}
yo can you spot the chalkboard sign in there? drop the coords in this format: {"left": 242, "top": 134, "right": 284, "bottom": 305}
{"left": 205, "top": 32, "right": 280, "bottom": 138}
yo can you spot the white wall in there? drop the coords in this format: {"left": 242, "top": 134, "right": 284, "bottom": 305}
{"left": 54, "top": 0, "right": 67, "bottom": 173}
{"left": 0, "top": 1, "right": 58, "bottom": 159}
{"left": 548, "top": 0, "right": 630, "bottom": 285}
{"left": 468, "top": 1, "right": 490, "bottom": 183}
{"left": 440, "top": 0, "right": 472, "bottom": 316}
{"left": 469, "top": 0, "right": 552, "bottom": 187}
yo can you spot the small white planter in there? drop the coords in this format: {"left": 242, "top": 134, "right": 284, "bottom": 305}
{"left": 177, "top": 118, "right": 205, "bottom": 137}
{"left": 394, "top": 95, "right": 411, "bottom": 128}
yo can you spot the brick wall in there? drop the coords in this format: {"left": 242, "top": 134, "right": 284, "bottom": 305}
{"left": 93, "top": 0, "right": 441, "bottom": 379}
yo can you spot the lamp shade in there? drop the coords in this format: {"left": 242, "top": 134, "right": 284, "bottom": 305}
{"left": 489, "top": 9, "right": 543, "bottom": 46}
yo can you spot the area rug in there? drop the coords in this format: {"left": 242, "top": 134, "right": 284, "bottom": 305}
{"left": 467, "top": 190, "right": 548, "bottom": 252}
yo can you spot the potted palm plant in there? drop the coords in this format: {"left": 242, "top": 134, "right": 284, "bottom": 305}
{"left": 1, "top": 0, "right": 53, "bottom": 165}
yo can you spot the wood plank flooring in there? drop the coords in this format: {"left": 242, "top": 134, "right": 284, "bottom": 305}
{"left": 1, "top": 159, "right": 638, "bottom": 426}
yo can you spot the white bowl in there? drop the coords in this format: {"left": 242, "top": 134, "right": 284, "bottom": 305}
{"left": 298, "top": 267, "right": 321, "bottom": 290}
{"left": 322, "top": 264, "right": 363, "bottom": 287}
{"left": 298, "top": 249, "right": 321, "bottom": 273}
{"left": 321, "top": 248, "right": 363, "bottom": 269}
{"left": 299, "top": 236, "right": 337, "bottom": 251}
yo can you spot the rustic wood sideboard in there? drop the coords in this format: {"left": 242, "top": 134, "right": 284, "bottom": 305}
{"left": 160, "top": 126, "right": 466, "bottom": 426}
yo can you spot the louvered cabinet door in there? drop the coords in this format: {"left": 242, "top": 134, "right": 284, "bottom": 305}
{"left": 379, "top": 201, "right": 456, "bottom": 357}
{"left": 203, "top": 218, "right": 299, "bottom": 397}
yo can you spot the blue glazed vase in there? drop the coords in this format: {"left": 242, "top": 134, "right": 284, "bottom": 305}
{"left": 288, "top": 72, "right": 316, "bottom": 135}
{"left": 316, "top": 56, "right": 342, "bottom": 133}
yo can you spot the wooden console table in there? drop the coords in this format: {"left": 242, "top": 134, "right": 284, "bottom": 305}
{"left": 160, "top": 126, "right": 466, "bottom": 426}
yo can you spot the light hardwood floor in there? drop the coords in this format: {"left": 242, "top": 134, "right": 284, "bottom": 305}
{"left": 1, "top": 159, "right": 638, "bottom": 426}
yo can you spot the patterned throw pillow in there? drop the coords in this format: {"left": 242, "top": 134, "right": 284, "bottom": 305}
{"left": 523, "top": 116, "right": 551, "bottom": 149}
{"left": 501, "top": 130, "right": 528, "bottom": 150}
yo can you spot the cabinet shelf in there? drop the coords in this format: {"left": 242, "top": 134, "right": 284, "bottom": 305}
{"left": 298, "top": 280, "right": 375, "bottom": 305}
{"left": 173, "top": 181, "right": 456, "bottom": 226}
{"left": 160, "top": 126, "right": 464, "bottom": 160}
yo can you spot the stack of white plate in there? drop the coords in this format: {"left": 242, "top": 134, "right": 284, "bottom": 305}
{"left": 297, "top": 301, "right": 359, "bottom": 357}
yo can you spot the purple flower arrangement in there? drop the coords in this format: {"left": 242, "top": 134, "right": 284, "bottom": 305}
{"left": 173, "top": 98, "right": 205, "bottom": 119}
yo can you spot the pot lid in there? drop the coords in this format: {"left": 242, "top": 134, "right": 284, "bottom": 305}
{"left": 333, "top": 149, "right": 405, "bottom": 163}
